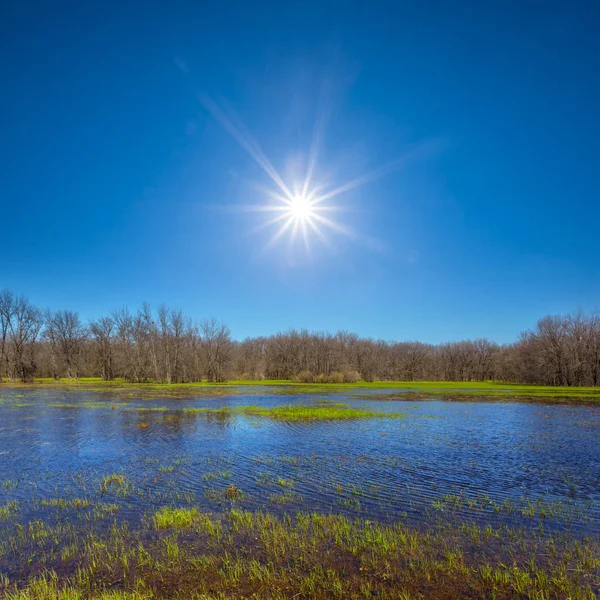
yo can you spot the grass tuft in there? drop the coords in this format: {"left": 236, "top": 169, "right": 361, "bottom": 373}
{"left": 153, "top": 506, "right": 199, "bottom": 529}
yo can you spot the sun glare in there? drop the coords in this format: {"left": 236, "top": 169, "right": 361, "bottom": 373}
{"left": 289, "top": 195, "right": 313, "bottom": 221}
{"left": 199, "top": 92, "right": 434, "bottom": 254}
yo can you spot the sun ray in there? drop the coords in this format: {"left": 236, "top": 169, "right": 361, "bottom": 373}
{"left": 199, "top": 93, "right": 294, "bottom": 200}
{"left": 244, "top": 181, "right": 295, "bottom": 206}
{"left": 231, "top": 204, "right": 292, "bottom": 213}
{"left": 251, "top": 211, "right": 293, "bottom": 234}
{"left": 262, "top": 216, "right": 296, "bottom": 252}
{"left": 301, "top": 81, "right": 332, "bottom": 198}
{"left": 310, "top": 213, "right": 356, "bottom": 238}
{"left": 311, "top": 140, "right": 439, "bottom": 205}
{"left": 290, "top": 217, "right": 301, "bottom": 244}
{"left": 199, "top": 90, "right": 439, "bottom": 255}
{"left": 300, "top": 217, "right": 310, "bottom": 252}
{"left": 305, "top": 217, "right": 333, "bottom": 248}
{"left": 268, "top": 193, "right": 294, "bottom": 206}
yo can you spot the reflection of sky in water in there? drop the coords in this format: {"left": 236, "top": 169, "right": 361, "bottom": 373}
{"left": 0, "top": 389, "right": 599, "bottom": 534}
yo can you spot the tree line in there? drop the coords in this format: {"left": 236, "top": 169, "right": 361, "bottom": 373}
{"left": 1, "top": 289, "right": 599, "bottom": 386}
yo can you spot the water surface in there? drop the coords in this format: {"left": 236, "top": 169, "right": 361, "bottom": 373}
{"left": 1, "top": 387, "right": 598, "bottom": 537}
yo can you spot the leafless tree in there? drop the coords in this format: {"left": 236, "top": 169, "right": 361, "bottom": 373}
{"left": 6, "top": 295, "right": 42, "bottom": 382}
{"left": 89, "top": 316, "right": 115, "bottom": 380}
{"left": 534, "top": 316, "right": 570, "bottom": 385}
{"left": 3, "top": 289, "right": 600, "bottom": 387}
{"left": 586, "top": 314, "right": 600, "bottom": 386}
{"left": 200, "top": 318, "right": 232, "bottom": 382}
{"left": 0, "top": 290, "right": 14, "bottom": 381}
{"left": 236, "top": 337, "right": 266, "bottom": 379}
{"left": 112, "top": 307, "right": 138, "bottom": 382}
{"left": 44, "top": 310, "right": 86, "bottom": 379}
{"left": 42, "top": 309, "right": 61, "bottom": 380}
{"left": 156, "top": 306, "right": 188, "bottom": 383}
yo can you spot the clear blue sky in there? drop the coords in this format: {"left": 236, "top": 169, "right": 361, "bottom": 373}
{"left": 2, "top": 1, "right": 599, "bottom": 344}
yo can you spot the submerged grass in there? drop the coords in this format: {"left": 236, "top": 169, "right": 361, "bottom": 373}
{"left": 41, "top": 498, "right": 90, "bottom": 510}
{"left": 99, "top": 474, "right": 129, "bottom": 495}
{"left": 0, "top": 500, "right": 18, "bottom": 521}
{"left": 1, "top": 509, "right": 598, "bottom": 599}
{"left": 1, "top": 382, "right": 599, "bottom": 597}
{"left": 153, "top": 506, "right": 199, "bottom": 529}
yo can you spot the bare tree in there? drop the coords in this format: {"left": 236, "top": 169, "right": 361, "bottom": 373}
{"left": 89, "top": 316, "right": 115, "bottom": 380}
{"left": 137, "top": 303, "right": 159, "bottom": 381}
{"left": 586, "top": 314, "right": 600, "bottom": 387}
{"left": 200, "top": 318, "right": 232, "bottom": 382}
{"left": 42, "top": 309, "right": 61, "bottom": 380}
{"left": 112, "top": 307, "right": 137, "bottom": 382}
{"left": 473, "top": 339, "right": 499, "bottom": 381}
{"left": 6, "top": 295, "right": 42, "bottom": 382}
{"left": 391, "top": 341, "right": 433, "bottom": 380}
{"left": 4, "top": 288, "right": 600, "bottom": 388}
{"left": 44, "top": 310, "right": 86, "bottom": 379}
{"left": 0, "top": 290, "right": 14, "bottom": 381}
{"left": 535, "top": 316, "right": 569, "bottom": 385}
{"left": 168, "top": 308, "right": 186, "bottom": 383}
{"left": 236, "top": 337, "right": 266, "bottom": 379}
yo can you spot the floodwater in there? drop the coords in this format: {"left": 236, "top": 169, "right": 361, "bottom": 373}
{"left": 1, "top": 387, "right": 599, "bottom": 538}
{"left": 1, "top": 386, "right": 599, "bottom": 596}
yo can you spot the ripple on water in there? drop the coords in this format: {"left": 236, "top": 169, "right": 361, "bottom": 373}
{"left": 0, "top": 389, "right": 599, "bottom": 535}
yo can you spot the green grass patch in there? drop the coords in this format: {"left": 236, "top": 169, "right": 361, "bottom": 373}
{"left": 5, "top": 377, "right": 600, "bottom": 402}
{"left": 153, "top": 506, "right": 199, "bottom": 529}
{"left": 186, "top": 404, "right": 404, "bottom": 421}
{"left": 0, "top": 500, "right": 18, "bottom": 521}
{"left": 41, "top": 498, "right": 90, "bottom": 510}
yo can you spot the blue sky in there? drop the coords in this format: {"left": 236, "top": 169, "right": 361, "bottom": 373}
{"left": 2, "top": 1, "right": 599, "bottom": 344}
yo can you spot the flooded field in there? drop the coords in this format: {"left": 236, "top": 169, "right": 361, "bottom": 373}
{"left": 1, "top": 387, "right": 599, "bottom": 598}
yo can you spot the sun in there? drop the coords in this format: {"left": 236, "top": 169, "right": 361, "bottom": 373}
{"left": 289, "top": 194, "right": 313, "bottom": 221}
{"left": 198, "top": 92, "right": 433, "bottom": 254}
{"left": 256, "top": 186, "right": 336, "bottom": 252}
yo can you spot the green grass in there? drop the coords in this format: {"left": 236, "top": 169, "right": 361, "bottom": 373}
{"left": 4, "top": 377, "right": 600, "bottom": 400}
{"left": 0, "top": 500, "right": 19, "bottom": 521}
{"left": 184, "top": 404, "right": 404, "bottom": 420}
{"left": 2, "top": 509, "right": 598, "bottom": 599}
{"left": 41, "top": 498, "right": 90, "bottom": 510}
{"left": 153, "top": 506, "right": 199, "bottom": 529}
{"left": 3, "top": 571, "right": 148, "bottom": 599}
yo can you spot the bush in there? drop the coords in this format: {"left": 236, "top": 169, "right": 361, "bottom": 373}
{"left": 294, "top": 370, "right": 315, "bottom": 383}
{"left": 239, "top": 372, "right": 264, "bottom": 381}
{"left": 328, "top": 371, "right": 345, "bottom": 384}
{"left": 295, "top": 370, "right": 360, "bottom": 384}
{"left": 343, "top": 370, "right": 361, "bottom": 383}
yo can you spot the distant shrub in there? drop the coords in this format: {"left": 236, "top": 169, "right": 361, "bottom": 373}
{"left": 295, "top": 371, "right": 359, "bottom": 384}
{"left": 240, "top": 372, "right": 265, "bottom": 381}
{"left": 294, "top": 370, "right": 315, "bottom": 383}
{"left": 343, "top": 370, "right": 361, "bottom": 383}
{"left": 328, "top": 371, "right": 345, "bottom": 384}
